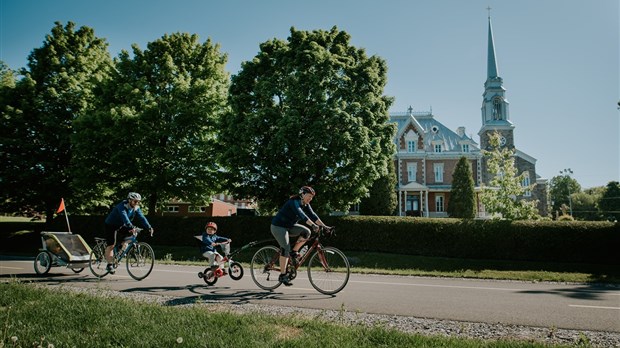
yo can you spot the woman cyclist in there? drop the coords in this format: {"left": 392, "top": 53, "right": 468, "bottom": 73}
{"left": 270, "top": 186, "right": 330, "bottom": 286}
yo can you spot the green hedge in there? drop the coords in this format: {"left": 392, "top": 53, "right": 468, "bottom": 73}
{"left": 2, "top": 216, "right": 618, "bottom": 265}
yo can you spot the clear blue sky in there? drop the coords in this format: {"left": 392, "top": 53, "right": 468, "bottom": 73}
{"left": 1, "top": 0, "right": 618, "bottom": 189}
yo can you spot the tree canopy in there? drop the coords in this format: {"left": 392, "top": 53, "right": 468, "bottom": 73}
{"left": 72, "top": 32, "right": 230, "bottom": 214}
{"left": 219, "top": 27, "right": 396, "bottom": 212}
{"left": 0, "top": 22, "right": 113, "bottom": 223}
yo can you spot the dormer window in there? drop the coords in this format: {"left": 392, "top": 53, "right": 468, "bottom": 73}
{"left": 434, "top": 144, "right": 442, "bottom": 153}
{"left": 407, "top": 140, "right": 416, "bottom": 153}
{"left": 462, "top": 144, "right": 470, "bottom": 153}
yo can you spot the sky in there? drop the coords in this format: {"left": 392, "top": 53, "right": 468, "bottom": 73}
{"left": 1, "top": 0, "right": 618, "bottom": 189}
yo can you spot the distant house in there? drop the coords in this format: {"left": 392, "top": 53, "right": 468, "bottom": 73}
{"left": 160, "top": 194, "right": 257, "bottom": 217}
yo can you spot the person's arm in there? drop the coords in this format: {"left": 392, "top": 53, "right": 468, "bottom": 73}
{"left": 292, "top": 199, "right": 314, "bottom": 226}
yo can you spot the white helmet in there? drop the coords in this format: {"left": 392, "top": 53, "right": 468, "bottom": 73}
{"left": 127, "top": 192, "right": 142, "bottom": 201}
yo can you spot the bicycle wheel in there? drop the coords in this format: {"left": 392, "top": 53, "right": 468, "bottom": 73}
{"left": 202, "top": 268, "right": 218, "bottom": 285}
{"left": 126, "top": 242, "right": 155, "bottom": 281}
{"left": 34, "top": 251, "right": 52, "bottom": 275}
{"left": 250, "top": 245, "right": 281, "bottom": 290}
{"left": 89, "top": 244, "right": 109, "bottom": 278}
{"left": 229, "top": 261, "right": 244, "bottom": 280}
{"left": 307, "top": 246, "right": 350, "bottom": 295}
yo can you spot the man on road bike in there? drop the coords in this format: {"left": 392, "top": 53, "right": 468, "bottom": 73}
{"left": 270, "top": 186, "right": 330, "bottom": 286}
{"left": 104, "top": 192, "right": 154, "bottom": 274}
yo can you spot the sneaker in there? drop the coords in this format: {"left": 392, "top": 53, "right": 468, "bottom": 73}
{"left": 106, "top": 263, "right": 115, "bottom": 274}
{"left": 279, "top": 273, "right": 293, "bottom": 286}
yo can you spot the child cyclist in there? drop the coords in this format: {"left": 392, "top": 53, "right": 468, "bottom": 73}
{"left": 200, "top": 222, "right": 231, "bottom": 274}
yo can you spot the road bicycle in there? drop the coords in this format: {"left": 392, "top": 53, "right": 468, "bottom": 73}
{"left": 250, "top": 226, "right": 350, "bottom": 295}
{"left": 197, "top": 240, "right": 261, "bottom": 286}
{"left": 89, "top": 227, "right": 155, "bottom": 280}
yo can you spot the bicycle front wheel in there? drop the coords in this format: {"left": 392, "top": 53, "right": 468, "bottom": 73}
{"left": 89, "top": 243, "right": 109, "bottom": 278}
{"left": 250, "top": 245, "right": 281, "bottom": 290}
{"left": 307, "top": 246, "right": 350, "bottom": 295}
{"left": 126, "top": 242, "right": 155, "bottom": 281}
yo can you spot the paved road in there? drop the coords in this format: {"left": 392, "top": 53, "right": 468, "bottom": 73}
{"left": 1, "top": 257, "right": 619, "bottom": 332}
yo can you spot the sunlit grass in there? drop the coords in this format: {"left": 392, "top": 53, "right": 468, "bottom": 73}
{"left": 0, "top": 281, "right": 574, "bottom": 348}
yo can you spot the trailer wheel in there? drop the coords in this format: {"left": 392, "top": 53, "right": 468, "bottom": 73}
{"left": 34, "top": 251, "right": 52, "bottom": 275}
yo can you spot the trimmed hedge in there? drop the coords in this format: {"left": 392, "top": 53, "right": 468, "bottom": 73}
{"left": 2, "top": 216, "right": 618, "bottom": 265}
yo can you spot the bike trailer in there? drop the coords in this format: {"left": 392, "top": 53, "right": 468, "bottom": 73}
{"left": 40, "top": 231, "right": 92, "bottom": 264}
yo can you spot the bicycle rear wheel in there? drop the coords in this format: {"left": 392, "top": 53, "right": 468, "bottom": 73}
{"left": 89, "top": 243, "right": 109, "bottom": 278}
{"left": 250, "top": 245, "right": 281, "bottom": 290}
{"left": 307, "top": 246, "right": 350, "bottom": 295}
{"left": 126, "top": 242, "right": 154, "bottom": 281}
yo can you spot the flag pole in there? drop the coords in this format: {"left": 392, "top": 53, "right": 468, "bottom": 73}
{"left": 64, "top": 208, "right": 71, "bottom": 233}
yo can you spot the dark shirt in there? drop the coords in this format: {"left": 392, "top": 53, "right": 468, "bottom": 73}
{"left": 200, "top": 233, "right": 229, "bottom": 253}
{"left": 271, "top": 197, "right": 319, "bottom": 228}
{"left": 104, "top": 200, "right": 151, "bottom": 229}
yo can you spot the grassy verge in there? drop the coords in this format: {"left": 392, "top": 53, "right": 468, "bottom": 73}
{"left": 0, "top": 281, "right": 573, "bottom": 348}
{"left": 152, "top": 245, "right": 620, "bottom": 285}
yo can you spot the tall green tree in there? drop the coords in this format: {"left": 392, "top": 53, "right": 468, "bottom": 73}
{"left": 599, "top": 181, "right": 620, "bottom": 221}
{"left": 220, "top": 27, "right": 396, "bottom": 212}
{"left": 0, "top": 22, "right": 112, "bottom": 223}
{"left": 447, "top": 157, "right": 476, "bottom": 218}
{"left": 549, "top": 174, "right": 581, "bottom": 214}
{"left": 72, "top": 32, "right": 230, "bottom": 214}
{"left": 359, "top": 160, "right": 397, "bottom": 216}
{"left": 571, "top": 186, "right": 604, "bottom": 221}
{"left": 479, "top": 132, "right": 539, "bottom": 220}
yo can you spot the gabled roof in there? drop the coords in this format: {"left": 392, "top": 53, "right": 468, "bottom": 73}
{"left": 390, "top": 110, "right": 479, "bottom": 153}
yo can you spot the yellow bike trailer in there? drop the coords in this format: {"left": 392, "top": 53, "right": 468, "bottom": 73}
{"left": 34, "top": 231, "right": 93, "bottom": 275}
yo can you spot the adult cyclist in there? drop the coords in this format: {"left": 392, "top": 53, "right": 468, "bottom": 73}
{"left": 270, "top": 186, "right": 330, "bottom": 286}
{"left": 104, "top": 192, "right": 154, "bottom": 273}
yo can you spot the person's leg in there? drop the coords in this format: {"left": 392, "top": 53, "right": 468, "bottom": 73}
{"left": 290, "top": 224, "right": 311, "bottom": 254}
{"left": 271, "top": 225, "right": 293, "bottom": 286}
{"left": 104, "top": 225, "right": 118, "bottom": 272}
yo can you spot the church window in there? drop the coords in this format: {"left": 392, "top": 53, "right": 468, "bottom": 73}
{"left": 522, "top": 173, "right": 531, "bottom": 197}
{"left": 492, "top": 98, "right": 503, "bottom": 120}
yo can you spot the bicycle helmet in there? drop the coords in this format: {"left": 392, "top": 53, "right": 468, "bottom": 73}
{"left": 299, "top": 186, "right": 315, "bottom": 196}
{"left": 127, "top": 192, "right": 142, "bottom": 201}
{"left": 206, "top": 222, "right": 218, "bottom": 230}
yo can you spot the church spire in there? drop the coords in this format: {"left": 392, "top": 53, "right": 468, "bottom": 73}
{"left": 487, "top": 8, "right": 499, "bottom": 79}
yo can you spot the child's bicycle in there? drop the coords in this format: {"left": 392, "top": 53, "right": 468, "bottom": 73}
{"left": 89, "top": 227, "right": 155, "bottom": 280}
{"left": 197, "top": 240, "right": 261, "bottom": 286}
{"left": 250, "top": 226, "right": 350, "bottom": 295}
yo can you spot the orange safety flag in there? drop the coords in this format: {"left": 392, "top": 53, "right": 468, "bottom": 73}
{"left": 56, "top": 198, "right": 65, "bottom": 214}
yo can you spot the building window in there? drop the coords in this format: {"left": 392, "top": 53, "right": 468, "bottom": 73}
{"left": 493, "top": 97, "right": 503, "bottom": 120}
{"left": 462, "top": 144, "right": 469, "bottom": 153}
{"left": 522, "top": 173, "right": 531, "bottom": 197}
{"left": 407, "top": 163, "right": 417, "bottom": 182}
{"left": 434, "top": 163, "right": 444, "bottom": 182}
{"left": 435, "top": 195, "right": 444, "bottom": 212}
{"left": 434, "top": 144, "right": 442, "bottom": 153}
{"left": 407, "top": 140, "right": 416, "bottom": 153}
{"left": 189, "top": 206, "right": 206, "bottom": 213}
{"left": 167, "top": 206, "right": 179, "bottom": 213}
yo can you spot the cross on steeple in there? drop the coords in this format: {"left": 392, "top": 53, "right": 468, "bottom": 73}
{"left": 486, "top": 6, "right": 492, "bottom": 18}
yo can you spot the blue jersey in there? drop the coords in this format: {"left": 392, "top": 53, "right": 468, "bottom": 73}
{"left": 200, "top": 233, "right": 229, "bottom": 253}
{"left": 105, "top": 200, "right": 151, "bottom": 229}
{"left": 271, "top": 197, "right": 319, "bottom": 228}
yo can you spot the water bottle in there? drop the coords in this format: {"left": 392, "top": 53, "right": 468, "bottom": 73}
{"left": 299, "top": 245, "right": 308, "bottom": 258}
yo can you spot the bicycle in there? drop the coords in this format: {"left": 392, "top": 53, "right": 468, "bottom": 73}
{"left": 89, "top": 227, "right": 155, "bottom": 280}
{"left": 197, "top": 240, "right": 261, "bottom": 286}
{"left": 250, "top": 226, "right": 350, "bottom": 295}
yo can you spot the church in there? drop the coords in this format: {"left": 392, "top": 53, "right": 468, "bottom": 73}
{"left": 390, "top": 15, "right": 548, "bottom": 218}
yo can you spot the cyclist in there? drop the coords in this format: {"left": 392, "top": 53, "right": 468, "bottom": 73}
{"left": 104, "top": 192, "right": 154, "bottom": 274}
{"left": 200, "top": 222, "right": 231, "bottom": 274}
{"left": 271, "top": 186, "right": 330, "bottom": 286}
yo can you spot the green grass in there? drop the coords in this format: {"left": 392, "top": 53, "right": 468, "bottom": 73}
{"left": 152, "top": 245, "right": 620, "bottom": 285}
{"left": 0, "top": 281, "right": 575, "bottom": 348}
